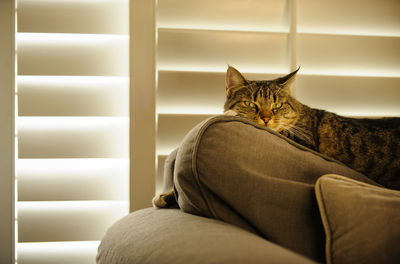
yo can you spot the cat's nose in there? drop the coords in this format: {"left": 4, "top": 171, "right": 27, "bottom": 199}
{"left": 260, "top": 109, "right": 271, "bottom": 125}
{"left": 257, "top": 116, "right": 270, "bottom": 125}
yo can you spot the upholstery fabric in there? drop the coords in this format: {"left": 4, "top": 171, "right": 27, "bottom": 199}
{"left": 315, "top": 174, "right": 400, "bottom": 264}
{"left": 161, "top": 148, "right": 178, "bottom": 193}
{"left": 174, "top": 115, "right": 378, "bottom": 262}
{"left": 96, "top": 208, "right": 317, "bottom": 264}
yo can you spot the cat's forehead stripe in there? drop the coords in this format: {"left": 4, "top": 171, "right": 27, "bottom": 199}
{"left": 254, "top": 88, "right": 263, "bottom": 102}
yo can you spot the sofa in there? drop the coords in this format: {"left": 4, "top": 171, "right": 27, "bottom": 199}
{"left": 97, "top": 115, "right": 400, "bottom": 264}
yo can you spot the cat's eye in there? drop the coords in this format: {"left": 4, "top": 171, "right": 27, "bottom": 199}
{"left": 273, "top": 102, "right": 282, "bottom": 109}
{"left": 243, "top": 101, "right": 257, "bottom": 109}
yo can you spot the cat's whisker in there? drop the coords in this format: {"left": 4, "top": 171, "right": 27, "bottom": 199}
{"left": 284, "top": 124, "right": 313, "bottom": 144}
{"left": 290, "top": 126, "right": 313, "bottom": 141}
{"left": 290, "top": 125, "right": 312, "bottom": 137}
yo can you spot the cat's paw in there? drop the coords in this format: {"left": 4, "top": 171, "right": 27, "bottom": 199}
{"left": 152, "top": 189, "right": 177, "bottom": 209}
{"left": 224, "top": 109, "right": 238, "bottom": 116}
{"left": 152, "top": 194, "right": 168, "bottom": 208}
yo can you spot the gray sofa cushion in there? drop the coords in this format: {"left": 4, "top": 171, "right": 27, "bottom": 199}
{"left": 173, "top": 115, "right": 378, "bottom": 262}
{"left": 97, "top": 208, "right": 317, "bottom": 264}
{"left": 315, "top": 174, "right": 400, "bottom": 264}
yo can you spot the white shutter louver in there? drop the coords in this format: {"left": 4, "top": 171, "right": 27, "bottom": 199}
{"left": 296, "top": 0, "right": 400, "bottom": 117}
{"left": 16, "top": 1, "right": 129, "bottom": 263}
{"left": 155, "top": 0, "right": 400, "bottom": 191}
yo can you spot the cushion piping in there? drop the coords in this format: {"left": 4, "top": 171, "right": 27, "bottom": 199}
{"left": 314, "top": 176, "right": 334, "bottom": 264}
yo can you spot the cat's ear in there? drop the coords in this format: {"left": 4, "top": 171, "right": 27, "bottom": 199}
{"left": 275, "top": 67, "right": 300, "bottom": 87}
{"left": 226, "top": 66, "right": 247, "bottom": 95}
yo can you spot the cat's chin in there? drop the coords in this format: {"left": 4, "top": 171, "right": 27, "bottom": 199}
{"left": 224, "top": 110, "right": 238, "bottom": 116}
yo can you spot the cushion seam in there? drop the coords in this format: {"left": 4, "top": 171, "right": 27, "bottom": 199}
{"left": 210, "top": 116, "right": 347, "bottom": 164}
{"left": 326, "top": 174, "right": 394, "bottom": 193}
{"left": 315, "top": 178, "right": 334, "bottom": 264}
{"left": 190, "top": 117, "right": 221, "bottom": 220}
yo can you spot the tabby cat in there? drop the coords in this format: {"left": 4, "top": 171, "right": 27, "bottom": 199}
{"left": 153, "top": 66, "right": 400, "bottom": 208}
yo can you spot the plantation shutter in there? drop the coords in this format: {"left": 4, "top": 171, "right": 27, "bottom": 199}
{"left": 296, "top": 0, "right": 400, "bottom": 117}
{"left": 156, "top": 0, "right": 296, "bottom": 191}
{"left": 155, "top": 0, "right": 400, "bottom": 191}
{"left": 16, "top": 0, "right": 129, "bottom": 263}
{"left": 13, "top": 0, "right": 400, "bottom": 261}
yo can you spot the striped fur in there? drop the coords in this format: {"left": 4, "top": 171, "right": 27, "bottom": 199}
{"left": 224, "top": 66, "right": 400, "bottom": 189}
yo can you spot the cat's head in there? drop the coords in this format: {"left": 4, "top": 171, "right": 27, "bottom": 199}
{"left": 224, "top": 66, "right": 300, "bottom": 132}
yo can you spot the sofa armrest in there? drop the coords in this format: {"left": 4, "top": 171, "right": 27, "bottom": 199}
{"left": 173, "top": 115, "right": 377, "bottom": 262}
{"left": 97, "top": 208, "right": 317, "bottom": 264}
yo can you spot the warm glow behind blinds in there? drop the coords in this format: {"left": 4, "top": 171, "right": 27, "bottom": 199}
{"left": 13, "top": 0, "right": 400, "bottom": 261}
{"left": 16, "top": 1, "right": 129, "bottom": 263}
{"left": 155, "top": 0, "right": 400, "bottom": 192}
